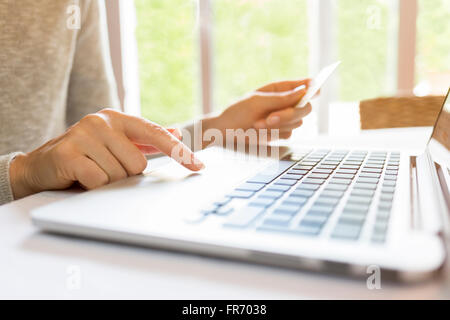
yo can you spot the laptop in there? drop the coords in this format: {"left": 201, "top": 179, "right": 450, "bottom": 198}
{"left": 32, "top": 88, "right": 450, "bottom": 282}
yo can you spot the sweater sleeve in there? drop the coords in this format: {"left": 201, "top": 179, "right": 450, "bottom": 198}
{"left": 0, "top": 152, "right": 24, "bottom": 205}
{"left": 66, "top": 0, "right": 120, "bottom": 126}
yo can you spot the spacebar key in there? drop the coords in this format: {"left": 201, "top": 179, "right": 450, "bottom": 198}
{"left": 223, "top": 206, "right": 265, "bottom": 228}
{"left": 247, "top": 160, "right": 295, "bottom": 184}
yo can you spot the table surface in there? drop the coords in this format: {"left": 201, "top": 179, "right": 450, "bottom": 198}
{"left": 2, "top": 127, "right": 450, "bottom": 299}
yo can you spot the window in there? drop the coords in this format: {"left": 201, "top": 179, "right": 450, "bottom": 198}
{"left": 135, "top": 0, "right": 199, "bottom": 126}
{"left": 115, "top": 0, "right": 447, "bottom": 133}
{"left": 336, "top": 0, "right": 396, "bottom": 101}
{"left": 416, "top": 0, "right": 450, "bottom": 96}
{"left": 213, "top": 0, "right": 309, "bottom": 110}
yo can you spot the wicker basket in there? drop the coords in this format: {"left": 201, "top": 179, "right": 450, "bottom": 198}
{"left": 359, "top": 95, "right": 445, "bottom": 130}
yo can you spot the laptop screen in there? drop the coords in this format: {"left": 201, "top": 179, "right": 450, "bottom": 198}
{"left": 428, "top": 88, "right": 450, "bottom": 167}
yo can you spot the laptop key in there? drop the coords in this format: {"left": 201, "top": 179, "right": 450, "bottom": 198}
{"left": 356, "top": 177, "right": 379, "bottom": 184}
{"left": 247, "top": 160, "right": 295, "bottom": 184}
{"left": 386, "top": 165, "right": 399, "bottom": 170}
{"left": 351, "top": 189, "right": 375, "bottom": 197}
{"left": 236, "top": 182, "right": 265, "bottom": 192}
{"left": 275, "top": 203, "right": 302, "bottom": 214}
{"left": 300, "top": 214, "right": 328, "bottom": 227}
{"left": 384, "top": 174, "right": 397, "bottom": 181}
{"left": 262, "top": 215, "right": 292, "bottom": 227}
{"left": 297, "top": 183, "right": 320, "bottom": 191}
{"left": 315, "top": 197, "right": 340, "bottom": 206}
{"left": 329, "top": 178, "right": 352, "bottom": 185}
{"left": 267, "top": 184, "right": 291, "bottom": 192}
{"left": 284, "top": 195, "right": 308, "bottom": 205}
{"left": 343, "top": 161, "right": 362, "bottom": 165}
{"left": 322, "top": 161, "right": 341, "bottom": 165}
{"left": 259, "top": 190, "right": 284, "bottom": 199}
{"left": 331, "top": 224, "right": 362, "bottom": 240}
{"left": 378, "top": 201, "right": 392, "bottom": 210}
{"left": 361, "top": 168, "right": 382, "bottom": 173}
{"left": 320, "top": 190, "right": 345, "bottom": 198}
{"left": 282, "top": 174, "right": 304, "bottom": 180}
{"left": 275, "top": 179, "right": 297, "bottom": 186}
{"left": 303, "top": 178, "right": 326, "bottom": 185}
{"left": 381, "top": 186, "right": 395, "bottom": 193}
{"left": 249, "top": 198, "right": 276, "bottom": 208}
{"left": 224, "top": 206, "right": 266, "bottom": 228}
{"left": 295, "top": 165, "right": 314, "bottom": 170}
{"left": 291, "top": 189, "right": 315, "bottom": 198}
{"left": 380, "top": 193, "right": 394, "bottom": 201}
{"left": 336, "top": 169, "right": 358, "bottom": 174}
{"left": 295, "top": 225, "right": 322, "bottom": 236}
{"left": 312, "top": 169, "right": 334, "bottom": 174}
{"left": 325, "top": 184, "right": 348, "bottom": 191}
{"left": 353, "top": 183, "right": 377, "bottom": 190}
{"left": 227, "top": 190, "right": 255, "bottom": 198}
{"left": 272, "top": 208, "right": 297, "bottom": 216}
{"left": 343, "top": 203, "right": 370, "bottom": 213}
{"left": 363, "top": 164, "right": 384, "bottom": 169}
{"left": 358, "top": 172, "right": 381, "bottom": 178}
{"left": 317, "top": 165, "right": 337, "bottom": 169}
{"left": 382, "top": 180, "right": 396, "bottom": 187}
{"left": 308, "top": 204, "right": 335, "bottom": 216}
{"left": 288, "top": 169, "right": 308, "bottom": 175}
{"left": 333, "top": 173, "right": 354, "bottom": 179}
{"left": 340, "top": 165, "right": 359, "bottom": 170}
{"left": 339, "top": 213, "right": 366, "bottom": 225}
{"left": 308, "top": 173, "right": 329, "bottom": 179}
{"left": 376, "top": 209, "right": 391, "bottom": 221}
{"left": 347, "top": 195, "right": 372, "bottom": 205}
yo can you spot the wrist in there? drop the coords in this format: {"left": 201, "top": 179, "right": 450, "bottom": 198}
{"left": 9, "top": 153, "right": 36, "bottom": 199}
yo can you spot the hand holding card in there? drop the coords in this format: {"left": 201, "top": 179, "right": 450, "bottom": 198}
{"left": 295, "top": 61, "right": 341, "bottom": 108}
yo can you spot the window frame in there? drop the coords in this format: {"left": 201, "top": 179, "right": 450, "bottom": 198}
{"left": 106, "top": 0, "right": 418, "bottom": 132}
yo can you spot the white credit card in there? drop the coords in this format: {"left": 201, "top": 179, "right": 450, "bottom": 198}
{"left": 296, "top": 61, "right": 341, "bottom": 108}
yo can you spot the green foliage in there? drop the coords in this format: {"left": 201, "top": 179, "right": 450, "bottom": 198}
{"left": 135, "top": 0, "right": 449, "bottom": 125}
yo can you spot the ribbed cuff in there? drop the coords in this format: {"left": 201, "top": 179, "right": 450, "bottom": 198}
{"left": 0, "top": 152, "right": 24, "bottom": 205}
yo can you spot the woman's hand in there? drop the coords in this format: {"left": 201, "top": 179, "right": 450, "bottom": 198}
{"left": 206, "top": 79, "right": 313, "bottom": 141}
{"left": 9, "top": 109, "right": 204, "bottom": 199}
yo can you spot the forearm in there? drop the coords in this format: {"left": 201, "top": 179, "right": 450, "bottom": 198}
{"left": 0, "top": 152, "right": 25, "bottom": 205}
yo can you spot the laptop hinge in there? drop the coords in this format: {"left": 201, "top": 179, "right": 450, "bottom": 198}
{"left": 414, "top": 149, "right": 450, "bottom": 236}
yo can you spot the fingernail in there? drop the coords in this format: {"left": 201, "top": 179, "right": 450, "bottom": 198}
{"left": 191, "top": 153, "right": 205, "bottom": 170}
{"left": 174, "top": 128, "right": 182, "bottom": 139}
{"left": 267, "top": 115, "right": 280, "bottom": 125}
{"left": 292, "top": 84, "right": 306, "bottom": 92}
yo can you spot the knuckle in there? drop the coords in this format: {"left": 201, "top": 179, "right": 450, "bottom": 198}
{"left": 80, "top": 113, "right": 109, "bottom": 128}
{"left": 98, "top": 108, "right": 119, "bottom": 117}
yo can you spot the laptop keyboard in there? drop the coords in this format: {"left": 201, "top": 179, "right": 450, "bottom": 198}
{"left": 198, "top": 149, "right": 400, "bottom": 244}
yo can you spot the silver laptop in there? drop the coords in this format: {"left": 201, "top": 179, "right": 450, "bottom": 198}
{"left": 32, "top": 89, "right": 450, "bottom": 282}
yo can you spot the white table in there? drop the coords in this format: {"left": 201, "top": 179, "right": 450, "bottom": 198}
{"left": 2, "top": 127, "right": 450, "bottom": 299}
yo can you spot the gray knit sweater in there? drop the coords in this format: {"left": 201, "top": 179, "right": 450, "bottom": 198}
{"left": 0, "top": 0, "right": 120, "bottom": 205}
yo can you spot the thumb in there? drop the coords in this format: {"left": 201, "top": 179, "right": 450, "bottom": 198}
{"left": 252, "top": 86, "right": 307, "bottom": 113}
